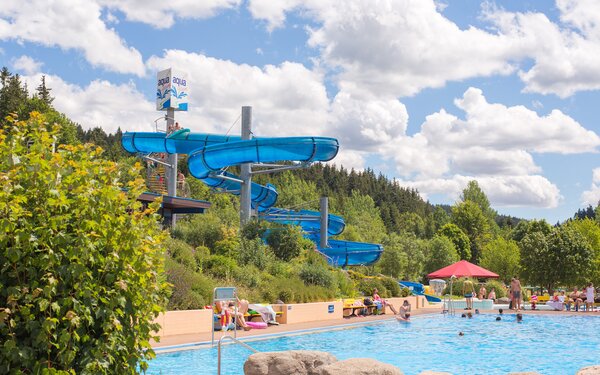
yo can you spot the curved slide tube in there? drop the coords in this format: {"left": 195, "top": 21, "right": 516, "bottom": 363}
{"left": 122, "top": 130, "right": 383, "bottom": 266}
{"left": 320, "top": 239, "right": 384, "bottom": 267}
{"left": 399, "top": 281, "right": 442, "bottom": 303}
{"left": 261, "top": 208, "right": 346, "bottom": 236}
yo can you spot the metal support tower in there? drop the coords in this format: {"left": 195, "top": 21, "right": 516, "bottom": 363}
{"left": 320, "top": 197, "right": 329, "bottom": 249}
{"left": 240, "top": 106, "right": 253, "bottom": 227}
{"left": 165, "top": 108, "right": 178, "bottom": 226}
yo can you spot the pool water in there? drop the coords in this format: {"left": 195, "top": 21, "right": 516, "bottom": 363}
{"left": 148, "top": 314, "right": 600, "bottom": 375}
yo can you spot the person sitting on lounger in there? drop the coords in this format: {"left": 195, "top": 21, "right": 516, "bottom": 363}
{"left": 227, "top": 299, "right": 252, "bottom": 331}
{"left": 570, "top": 288, "right": 583, "bottom": 312}
{"left": 396, "top": 300, "right": 411, "bottom": 321}
{"left": 530, "top": 292, "right": 538, "bottom": 310}
{"left": 373, "top": 288, "right": 398, "bottom": 314}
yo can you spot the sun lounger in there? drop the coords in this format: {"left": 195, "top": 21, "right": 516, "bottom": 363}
{"left": 342, "top": 299, "right": 377, "bottom": 317}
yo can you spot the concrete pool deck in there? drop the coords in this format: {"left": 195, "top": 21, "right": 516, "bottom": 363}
{"left": 151, "top": 305, "right": 600, "bottom": 351}
{"left": 152, "top": 304, "right": 441, "bottom": 350}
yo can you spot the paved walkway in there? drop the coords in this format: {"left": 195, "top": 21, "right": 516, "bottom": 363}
{"left": 152, "top": 306, "right": 441, "bottom": 350}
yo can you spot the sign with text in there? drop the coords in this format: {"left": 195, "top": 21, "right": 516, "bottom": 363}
{"left": 156, "top": 68, "right": 188, "bottom": 111}
{"left": 328, "top": 305, "right": 334, "bottom": 313}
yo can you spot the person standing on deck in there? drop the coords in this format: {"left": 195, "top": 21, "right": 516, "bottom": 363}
{"left": 511, "top": 277, "right": 522, "bottom": 311}
{"left": 462, "top": 278, "right": 475, "bottom": 310}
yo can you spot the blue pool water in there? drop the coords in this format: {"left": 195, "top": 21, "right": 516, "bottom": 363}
{"left": 148, "top": 314, "right": 600, "bottom": 374}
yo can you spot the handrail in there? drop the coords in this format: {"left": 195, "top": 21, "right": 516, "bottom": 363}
{"left": 218, "top": 334, "right": 259, "bottom": 375}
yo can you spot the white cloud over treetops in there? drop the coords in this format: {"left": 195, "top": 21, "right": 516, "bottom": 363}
{"left": 581, "top": 168, "right": 600, "bottom": 206}
{"left": 0, "top": 0, "right": 145, "bottom": 76}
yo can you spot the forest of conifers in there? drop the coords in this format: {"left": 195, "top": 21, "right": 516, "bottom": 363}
{"left": 2, "top": 68, "right": 599, "bottom": 309}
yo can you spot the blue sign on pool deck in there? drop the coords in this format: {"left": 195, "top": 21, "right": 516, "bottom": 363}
{"left": 147, "top": 314, "right": 600, "bottom": 375}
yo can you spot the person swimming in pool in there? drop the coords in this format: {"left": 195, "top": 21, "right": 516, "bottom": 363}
{"left": 396, "top": 300, "right": 411, "bottom": 321}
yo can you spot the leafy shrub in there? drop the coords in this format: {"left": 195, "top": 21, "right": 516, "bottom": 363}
{"left": 194, "top": 245, "right": 211, "bottom": 271}
{"left": 379, "top": 276, "right": 402, "bottom": 297}
{"left": 238, "top": 238, "right": 273, "bottom": 269}
{"left": 400, "top": 287, "right": 412, "bottom": 297}
{"left": 333, "top": 270, "right": 356, "bottom": 297}
{"left": 165, "top": 257, "right": 214, "bottom": 310}
{"left": 233, "top": 265, "right": 261, "bottom": 288}
{"left": 171, "top": 212, "right": 224, "bottom": 249}
{"left": 266, "top": 225, "right": 307, "bottom": 261}
{"left": 241, "top": 219, "right": 267, "bottom": 240}
{"left": 213, "top": 238, "right": 239, "bottom": 258}
{"left": 166, "top": 238, "right": 196, "bottom": 270}
{"left": 204, "top": 255, "right": 238, "bottom": 279}
{"left": 0, "top": 115, "right": 170, "bottom": 373}
{"left": 299, "top": 263, "right": 334, "bottom": 288}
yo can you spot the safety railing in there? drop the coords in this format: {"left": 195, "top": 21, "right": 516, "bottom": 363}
{"left": 217, "top": 334, "right": 258, "bottom": 375}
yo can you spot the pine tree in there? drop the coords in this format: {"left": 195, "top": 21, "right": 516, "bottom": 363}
{"left": 36, "top": 75, "right": 54, "bottom": 105}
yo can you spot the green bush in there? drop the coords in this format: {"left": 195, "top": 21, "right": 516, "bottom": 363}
{"left": 166, "top": 238, "right": 196, "bottom": 270}
{"left": 204, "top": 255, "right": 238, "bottom": 279}
{"left": 241, "top": 219, "right": 267, "bottom": 240}
{"left": 266, "top": 225, "right": 307, "bottom": 261}
{"left": 238, "top": 238, "right": 273, "bottom": 269}
{"left": 171, "top": 212, "right": 224, "bottom": 249}
{"left": 379, "top": 276, "right": 401, "bottom": 297}
{"left": 165, "top": 257, "right": 214, "bottom": 310}
{"left": 194, "top": 245, "right": 211, "bottom": 271}
{"left": 299, "top": 263, "right": 334, "bottom": 288}
{"left": 400, "top": 287, "right": 412, "bottom": 297}
{"left": 0, "top": 115, "right": 170, "bottom": 373}
{"left": 233, "top": 265, "right": 262, "bottom": 288}
{"left": 213, "top": 238, "right": 239, "bottom": 258}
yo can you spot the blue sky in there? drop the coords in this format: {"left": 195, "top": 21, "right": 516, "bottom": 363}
{"left": 1, "top": 0, "right": 599, "bottom": 223}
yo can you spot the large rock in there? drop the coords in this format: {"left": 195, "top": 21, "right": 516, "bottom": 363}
{"left": 244, "top": 350, "right": 337, "bottom": 375}
{"left": 577, "top": 366, "right": 600, "bottom": 375}
{"left": 318, "top": 358, "right": 403, "bottom": 375}
{"left": 497, "top": 297, "right": 510, "bottom": 304}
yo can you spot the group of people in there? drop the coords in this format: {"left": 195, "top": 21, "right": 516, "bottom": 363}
{"left": 214, "top": 297, "right": 280, "bottom": 332}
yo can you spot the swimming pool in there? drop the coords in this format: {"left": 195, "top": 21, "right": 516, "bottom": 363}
{"left": 148, "top": 314, "right": 600, "bottom": 374}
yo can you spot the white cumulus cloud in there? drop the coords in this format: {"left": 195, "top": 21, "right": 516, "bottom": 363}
{"left": 98, "top": 0, "right": 240, "bottom": 29}
{"left": 0, "top": 0, "right": 145, "bottom": 76}
{"left": 581, "top": 168, "right": 600, "bottom": 206}
{"left": 146, "top": 50, "right": 331, "bottom": 136}
{"left": 21, "top": 73, "right": 154, "bottom": 134}
{"left": 12, "top": 55, "right": 43, "bottom": 75}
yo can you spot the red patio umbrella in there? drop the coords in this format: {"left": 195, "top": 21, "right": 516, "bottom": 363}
{"left": 427, "top": 260, "right": 499, "bottom": 279}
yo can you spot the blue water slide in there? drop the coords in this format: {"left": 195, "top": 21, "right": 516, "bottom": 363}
{"left": 187, "top": 137, "right": 339, "bottom": 179}
{"left": 398, "top": 281, "right": 442, "bottom": 303}
{"left": 261, "top": 208, "right": 346, "bottom": 236}
{"left": 122, "top": 129, "right": 384, "bottom": 266}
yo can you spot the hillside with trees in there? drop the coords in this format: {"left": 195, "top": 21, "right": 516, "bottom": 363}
{"left": 2, "top": 67, "right": 600, "bottom": 314}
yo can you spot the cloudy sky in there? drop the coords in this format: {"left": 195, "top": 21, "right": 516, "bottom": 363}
{"left": 2, "top": 0, "right": 599, "bottom": 222}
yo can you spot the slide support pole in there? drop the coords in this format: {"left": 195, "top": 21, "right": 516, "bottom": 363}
{"left": 166, "top": 108, "right": 178, "bottom": 226}
{"left": 320, "top": 196, "right": 328, "bottom": 248}
{"left": 240, "top": 106, "right": 253, "bottom": 227}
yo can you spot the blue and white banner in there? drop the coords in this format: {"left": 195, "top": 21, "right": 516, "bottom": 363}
{"left": 156, "top": 68, "right": 188, "bottom": 111}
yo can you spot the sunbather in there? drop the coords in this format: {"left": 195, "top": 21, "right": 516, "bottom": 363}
{"left": 570, "top": 288, "right": 583, "bottom": 312}
{"left": 373, "top": 288, "right": 398, "bottom": 314}
{"left": 227, "top": 299, "right": 252, "bottom": 331}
